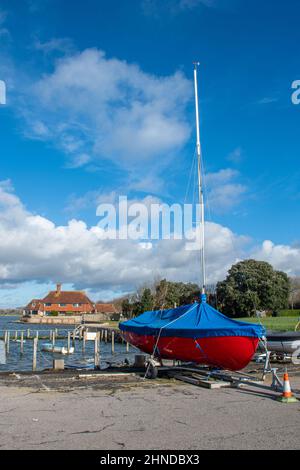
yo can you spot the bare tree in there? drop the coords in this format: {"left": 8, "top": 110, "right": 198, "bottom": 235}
{"left": 290, "top": 277, "right": 300, "bottom": 309}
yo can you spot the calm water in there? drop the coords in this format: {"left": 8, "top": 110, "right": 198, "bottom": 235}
{"left": 0, "top": 316, "right": 137, "bottom": 372}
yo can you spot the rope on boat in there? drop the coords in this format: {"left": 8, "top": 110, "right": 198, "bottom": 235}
{"left": 143, "top": 303, "right": 198, "bottom": 380}
{"left": 194, "top": 338, "right": 210, "bottom": 363}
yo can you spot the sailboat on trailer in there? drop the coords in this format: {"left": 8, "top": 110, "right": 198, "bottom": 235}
{"left": 119, "top": 64, "right": 265, "bottom": 372}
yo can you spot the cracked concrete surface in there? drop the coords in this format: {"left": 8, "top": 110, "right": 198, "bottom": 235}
{"left": 0, "top": 372, "right": 299, "bottom": 450}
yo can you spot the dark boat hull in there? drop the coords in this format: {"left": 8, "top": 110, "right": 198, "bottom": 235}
{"left": 258, "top": 332, "right": 300, "bottom": 354}
{"left": 122, "top": 331, "right": 259, "bottom": 371}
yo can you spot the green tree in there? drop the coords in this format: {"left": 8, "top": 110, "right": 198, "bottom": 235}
{"left": 154, "top": 279, "right": 199, "bottom": 309}
{"left": 121, "top": 280, "right": 201, "bottom": 318}
{"left": 121, "top": 298, "right": 133, "bottom": 318}
{"left": 140, "top": 288, "right": 154, "bottom": 312}
{"left": 216, "top": 259, "right": 290, "bottom": 317}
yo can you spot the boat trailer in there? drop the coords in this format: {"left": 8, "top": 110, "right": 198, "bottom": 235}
{"left": 142, "top": 346, "right": 284, "bottom": 394}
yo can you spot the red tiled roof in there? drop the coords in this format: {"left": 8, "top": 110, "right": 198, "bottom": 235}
{"left": 43, "top": 291, "right": 93, "bottom": 305}
{"left": 25, "top": 299, "right": 44, "bottom": 310}
{"left": 95, "top": 303, "right": 118, "bottom": 314}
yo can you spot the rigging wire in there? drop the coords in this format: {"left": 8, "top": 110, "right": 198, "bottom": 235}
{"left": 184, "top": 149, "right": 197, "bottom": 205}
{"left": 200, "top": 149, "right": 242, "bottom": 276}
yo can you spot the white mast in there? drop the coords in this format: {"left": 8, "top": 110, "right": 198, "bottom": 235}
{"left": 193, "top": 62, "right": 206, "bottom": 297}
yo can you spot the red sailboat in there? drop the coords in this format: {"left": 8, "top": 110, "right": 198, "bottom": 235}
{"left": 119, "top": 64, "right": 265, "bottom": 371}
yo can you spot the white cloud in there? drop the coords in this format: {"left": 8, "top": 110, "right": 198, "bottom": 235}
{"left": 179, "top": 0, "right": 216, "bottom": 9}
{"left": 0, "top": 182, "right": 298, "bottom": 305}
{"left": 66, "top": 153, "right": 91, "bottom": 169}
{"left": 27, "top": 0, "right": 49, "bottom": 13}
{"left": 251, "top": 241, "right": 300, "bottom": 277}
{"left": 33, "top": 37, "right": 74, "bottom": 55}
{"left": 257, "top": 97, "right": 279, "bottom": 105}
{"left": 142, "top": 0, "right": 216, "bottom": 16}
{"left": 227, "top": 147, "right": 243, "bottom": 164}
{"left": 205, "top": 168, "right": 239, "bottom": 185}
{"left": 66, "top": 189, "right": 162, "bottom": 223}
{"left": 21, "top": 48, "right": 191, "bottom": 176}
{"left": 205, "top": 168, "right": 247, "bottom": 213}
{"left": 0, "top": 8, "right": 9, "bottom": 40}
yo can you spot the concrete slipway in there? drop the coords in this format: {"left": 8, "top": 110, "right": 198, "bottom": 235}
{"left": 0, "top": 366, "right": 299, "bottom": 450}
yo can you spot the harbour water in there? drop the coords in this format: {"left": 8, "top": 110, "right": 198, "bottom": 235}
{"left": 0, "top": 316, "right": 137, "bottom": 372}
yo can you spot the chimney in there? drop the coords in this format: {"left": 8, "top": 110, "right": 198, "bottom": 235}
{"left": 56, "top": 283, "right": 62, "bottom": 296}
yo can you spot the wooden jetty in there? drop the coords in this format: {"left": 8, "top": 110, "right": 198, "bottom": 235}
{"left": 0, "top": 323, "right": 132, "bottom": 373}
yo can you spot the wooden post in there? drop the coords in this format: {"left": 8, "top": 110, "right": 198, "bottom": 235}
{"left": 32, "top": 337, "right": 38, "bottom": 371}
{"left": 36, "top": 330, "right": 39, "bottom": 341}
{"left": 52, "top": 330, "right": 56, "bottom": 350}
{"left": 53, "top": 359, "right": 64, "bottom": 371}
{"left": 6, "top": 331, "right": 10, "bottom": 354}
{"left": 126, "top": 341, "right": 130, "bottom": 353}
{"left": 14, "top": 330, "right": 18, "bottom": 341}
{"left": 4, "top": 331, "right": 7, "bottom": 347}
{"left": 94, "top": 332, "right": 100, "bottom": 370}
{"left": 111, "top": 331, "right": 115, "bottom": 354}
{"left": 82, "top": 331, "right": 86, "bottom": 353}
{"left": 67, "top": 332, "right": 71, "bottom": 354}
{"left": 49, "top": 330, "right": 52, "bottom": 340}
{"left": 55, "top": 328, "right": 58, "bottom": 337}
{"left": 27, "top": 328, "right": 30, "bottom": 339}
{"left": 20, "top": 331, "right": 24, "bottom": 355}
{"left": 105, "top": 329, "right": 108, "bottom": 343}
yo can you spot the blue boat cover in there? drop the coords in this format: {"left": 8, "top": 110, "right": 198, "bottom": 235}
{"left": 119, "top": 302, "right": 265, "bottom": 339}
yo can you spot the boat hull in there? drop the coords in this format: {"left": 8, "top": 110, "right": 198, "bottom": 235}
{"left": 258, "top": 332, "right": 300, "bottom": 355}
{"left": 41, "top": 343, "right": 74, "bottom": 355}
{"left": 122, "top": 331, "right": 259, "bottom": 371}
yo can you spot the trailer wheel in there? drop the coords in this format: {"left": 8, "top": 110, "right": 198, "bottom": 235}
{"left": 145, "top": 362, "right": 158, "bottom": 379}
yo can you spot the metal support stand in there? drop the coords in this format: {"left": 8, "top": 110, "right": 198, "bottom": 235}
{"left": 262, "top": 350, "right": 272, "bottom": 381}
{"left": 270, "top": 368, "right": 283, "bottom": 391}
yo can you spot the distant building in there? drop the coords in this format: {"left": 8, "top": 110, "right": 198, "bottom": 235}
{"left": 24, "top": 284, "right": 94, "bottom": 316}
{"left": 94, "top": 302, "right": 120, "bottom": 320}
{"left": 24, "top": 284, "right": 121, "bottom": 319}
{"left": 24, "top": 299, "right": 45, "bottom": 316}
{"left": 94, "top": 303, "right": 119, "bottom": 315}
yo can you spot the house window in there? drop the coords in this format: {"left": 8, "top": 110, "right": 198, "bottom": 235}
{"left": 45, "top": 303, "right": 51, "bottom": 307}
{"left": 73, "top": 303, "right": 81, "bottom": 307}
{"left": 59, "top": 303, "right": 67, "bottom": 307}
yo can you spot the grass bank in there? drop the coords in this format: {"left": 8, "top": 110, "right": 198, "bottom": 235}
{"left": 237, "top": 316, "right": 300, "bottom": 332}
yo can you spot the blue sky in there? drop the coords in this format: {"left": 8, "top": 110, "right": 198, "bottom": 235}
{"left": 0, "top": 0, "right": 299, "bottom": 307}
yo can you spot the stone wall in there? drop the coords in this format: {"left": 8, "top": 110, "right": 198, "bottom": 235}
{"left": 21, "top": 316, "right": 82, "bottom": 325}
{"left": 21, "top": 313, "right": 114, "bottom": 325}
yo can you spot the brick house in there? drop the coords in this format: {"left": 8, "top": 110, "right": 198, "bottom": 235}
{"left": 25, "top": 299, "right": 45, "bottom": 316}
{"left": 24, "top": 284, "right": 95, "bottom": 316}
{"left": 95, "top": 302, "right": 120, "bottom": 320}
{"left": 94, "top": 302, "right": 121, "bottom": 321}
{"left": 23, "top": 284, "right": 122, "bottom": 319}
{"left": 94, "top": 303, "right": 118, "bottom": 315}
